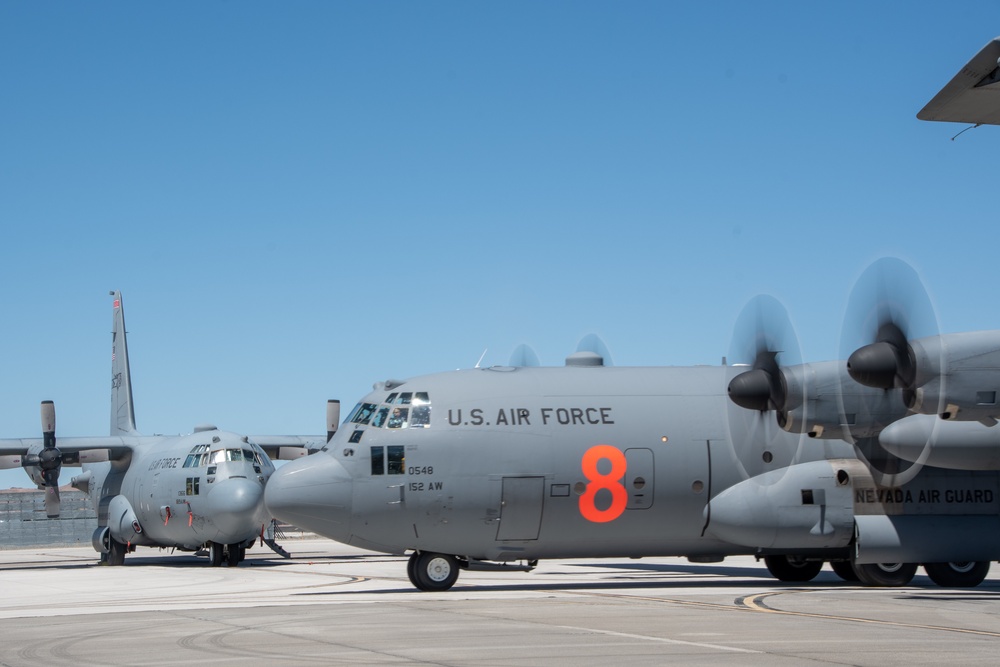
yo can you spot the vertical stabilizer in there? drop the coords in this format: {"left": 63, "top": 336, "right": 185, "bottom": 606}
{"left": 110, "top": 291, "right": 137, "bottom": 435}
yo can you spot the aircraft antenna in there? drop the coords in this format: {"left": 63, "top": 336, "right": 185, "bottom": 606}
{"left": 475, "top": 348, "right": 488, "bottom": 368}
{"left": 951, "top": 123, "right": 981, "bottom": 141}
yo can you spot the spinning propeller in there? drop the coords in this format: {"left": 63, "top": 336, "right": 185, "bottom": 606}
{"left": 22, "top": 401, "right": 64, "bottom": 518}
{"left": 843, "top": 257, "right": 939, "bottom": 409}
{"left": 727, "top": 295, "right": 804, "bottom": 424}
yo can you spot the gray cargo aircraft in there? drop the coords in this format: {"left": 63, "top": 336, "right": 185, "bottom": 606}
{"left": 265, "top": 40, "right": 1000, "bottom": 591}
{"left": 0, "top": 292, "right": 327, "bottom": 566}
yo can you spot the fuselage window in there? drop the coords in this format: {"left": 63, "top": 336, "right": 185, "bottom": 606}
{"left": 349, "top": 430, "right": 363, "bottom": 444}
{"left": 371, "top": 446, "right": 385, "bottom": 475}
{"left": 388, "top": 445, "right": 405, "bottom": 474}
{"left": 186, "top": 477, "right": 200, "bottom": 495}
{"left": 387, "top": 407, "right": 409, "bottom": 429}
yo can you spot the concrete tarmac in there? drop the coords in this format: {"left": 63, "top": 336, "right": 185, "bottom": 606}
{"left": 1, "top": 540, "right": 999, "bottom": 666}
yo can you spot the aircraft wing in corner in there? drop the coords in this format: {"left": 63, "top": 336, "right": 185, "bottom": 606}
{"left": 918, "top": 37, "right": 1000, "bottom": 125}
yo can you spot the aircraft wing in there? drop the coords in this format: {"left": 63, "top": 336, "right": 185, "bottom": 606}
{"left": 0, "top": 435, "right": 148, "bottom": 466}
{"left": 918, "top": 37, "right": 1000, "bottom": 125}
{"left": 249, "top": 435, "right": 327, "bottom": 461}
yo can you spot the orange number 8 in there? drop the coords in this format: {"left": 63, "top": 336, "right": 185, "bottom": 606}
{"left": 579, "top": 444, "right": 627, "bottom": 523}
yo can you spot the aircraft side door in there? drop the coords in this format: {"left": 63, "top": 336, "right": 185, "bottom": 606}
{"left": 496, "top": 476, "right": 545, "bottom": 541}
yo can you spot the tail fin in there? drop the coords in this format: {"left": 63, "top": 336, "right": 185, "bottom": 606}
{"left": 110, "top": 291, "right": 137, "bottom": 435}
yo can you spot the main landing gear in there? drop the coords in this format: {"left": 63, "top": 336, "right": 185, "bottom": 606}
{"left": 767, "top": 556, "right": 991, "bottom": 588}
{"left": 407, "top": 552, "right": 460, "bottom": 591}
{"left": 207, "top": 541, "right": 246, "bottom": 567}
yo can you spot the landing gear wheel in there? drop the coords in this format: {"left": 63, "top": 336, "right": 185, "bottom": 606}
{"left": 107, "top": 538, "right": 126, "bottom": 566}
{"left": 208, "top": 541, "right": 224, "bottom": 567}
{"left": 830, "top": 560, "right": 859, "bottom": 582}
{"left": 924, "top": 562, "right": 990, "bottom": 588}
{"left": 407, "top": 552, "right": 459, "bottom": 591}
{"left": 764, "top": 555, "right": 823, "bottom": 582}
{"left": 853, "top": 562, "right": 918, "bottom": 586}
{"left": 226, "top": 544, "right": 245, "bottom": 567}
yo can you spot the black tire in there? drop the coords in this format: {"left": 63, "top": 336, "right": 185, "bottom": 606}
{"left": 226, "top": 544, "right": 241, "bottom": 567}
{"left": 406, "top": 552, "right": 418, "bottom": 587}
{"left": 409, "top": 552, "right": 459, "bottom": 591}
{"left": 208, "top": 541, "right": 224, "bottom": 567}
{"left": 829, "top": 560, "right": 860, "bottom": 582}
{"left": 107, "top": 538, "right": 126, "bottom": 566}
{"left": 764, "top": 555, "right": 823, "bottom": 582}
{"left": 854, "top": 562, "right": 918, "bottom": 586}
{"left": 924, "top": 561, "right": 991, "bottom": 588}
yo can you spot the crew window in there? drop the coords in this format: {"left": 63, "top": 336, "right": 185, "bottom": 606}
{"left": 371, "top": 446, "right": 385, "bottom": 475}
{"left": 351, "top": 403, "right": 377, "bottom": 425}
{"left": 410, "top": 405, "right": 431, "bottom": 428}
{"left": 385, "top": 393, "right": 398, "bottom": 405}
{"left": 387, "top": 407, "right": 409, "bottom": 429}
{"left": 183, "top": 444, "right": 209, "bottom": 468}
{"left": 398, "top": 392, "right": 412, "bottom": 405}
{"left": 413, "top": 392, "right": 430, "bottom": 405}
{"left": 388, "top": 445, "right": 405, "bottom": 474}
{"left": 372, "top": 407, "right": 389, "bottom": 428}
{"left": 370, "top": 446, "right": 405, "bottom": 475}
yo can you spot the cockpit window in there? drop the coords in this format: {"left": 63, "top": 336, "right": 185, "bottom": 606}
{"left": 351, "top": 403, "right": 377, "bottom": 425}
{"left": 372, "top": 407, "right": 389, "bottom": 428}
{"left": 209, "top": 448, "right": 251, "bottom": 464}
{"left": 183, "top": 444, "right": 210, "bottom": 468}
{"left": 387, "top": 407, "right": 409, "bottom": 429}
{"left": 357, "top": 392, "right": 433, "bottom": 429}
{"left": 410, "top": 405, "right": 431, "bottom": 428}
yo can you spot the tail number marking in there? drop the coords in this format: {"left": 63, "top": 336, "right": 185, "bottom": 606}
{"left": 579, "top": 444, "right": 627, "bottom": 523}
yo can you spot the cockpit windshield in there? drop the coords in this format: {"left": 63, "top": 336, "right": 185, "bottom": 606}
{"left": 347, "top": 392, "right": 432, "bottom": 430}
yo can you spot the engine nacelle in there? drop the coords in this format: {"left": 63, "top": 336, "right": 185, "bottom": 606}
{"left": 705, "top": 459, "right": 863, "bottom": 549}
{"left": 778, "top": 362, "right": 909, "bottom": 440}
{"left": 907, "top": 332, "right": 1000, "bottom": 421}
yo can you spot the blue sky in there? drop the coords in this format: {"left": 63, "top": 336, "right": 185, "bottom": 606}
{"left": 0, "top": 3, "right": 997, "bottom": 488}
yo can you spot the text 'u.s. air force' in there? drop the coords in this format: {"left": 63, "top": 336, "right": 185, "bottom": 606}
{"left": 447, "top": 407, "right": 614, "bottom": 427}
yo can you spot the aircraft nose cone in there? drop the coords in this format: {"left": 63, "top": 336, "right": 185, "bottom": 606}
{"left": 206, "top": 477, "right": 265, "bottom": 540}
{"left": 265, "top": 453, "right": 352, "bottom": 542}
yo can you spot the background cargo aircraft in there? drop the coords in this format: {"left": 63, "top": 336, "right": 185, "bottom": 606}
{"left": 265, "top": 39, "right": 1000, "bottom": 591}
{"left": 0, "top": 292, "right": 328, "bottom": 566}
